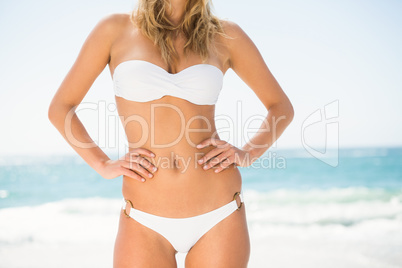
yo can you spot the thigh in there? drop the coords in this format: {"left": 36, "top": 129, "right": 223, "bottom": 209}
{"left": 113, "top": 210, "right": 177, "bottom": 268}
{"left": 185, "top": 203, "right": 251, "bottom": 268}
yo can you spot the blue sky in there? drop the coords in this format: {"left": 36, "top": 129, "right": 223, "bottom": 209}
{"left": 0, "top": 0, "right": 401, "bottom": 155}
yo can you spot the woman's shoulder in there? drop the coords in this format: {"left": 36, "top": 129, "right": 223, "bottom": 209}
{"left": 215, "top": 18, "right": 250, "bottom": 53}
{"left": 87, "top": 12, "right": 135, "bottom": 46}
{"left": 218, "top": 19, "right": 246, "bottom": 39}
{"left": 95, "top": 12, "right": 133, "bottom": 31}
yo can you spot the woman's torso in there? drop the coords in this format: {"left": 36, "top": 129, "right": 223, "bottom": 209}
{"left": 109, "top": 14, "right": 242, "bottom": 217}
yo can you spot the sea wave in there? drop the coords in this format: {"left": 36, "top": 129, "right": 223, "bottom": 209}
{"left": 244, "top": 187, "right": 402, "bottom": 228}
{"left": 1, "top": 189, "right": 402, "bottom": 268}
{"left": 1, "top": 187, "right": 401, "bottom": 245}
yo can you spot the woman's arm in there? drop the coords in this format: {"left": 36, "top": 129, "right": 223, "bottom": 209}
{"left": 48, "top": 14, "right": 116, "bottom": 173}
{"left": 196, "top": 20, "right": 295, "bottom": 171}
{"left": 48, "top": 14, "right": 157, "bottom": 181}
{"left": 224, "top": 20, "right": 294, "bottom": 161}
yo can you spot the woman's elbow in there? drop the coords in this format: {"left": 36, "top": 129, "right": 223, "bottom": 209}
{"left": 47, "top": 100, "right": 68, "bottom": 124}
{"left": 287, "top": 102, "right": 295, "bottom": 122}
{"left": 48, "top": 102, "right": 57, "bottom": 123}
{"left": 269, "top": 100, "right": 294, "bottom": 123}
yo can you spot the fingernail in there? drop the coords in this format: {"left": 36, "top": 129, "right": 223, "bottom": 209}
{"left": 203, "top": 165, "right": 208, "bottom": 170}
{"left": 141, "top": 178, "right": 145, "bottom": 182}
{"left": 148, "top": 173, "right": 153, "bottom": 178}
{"left": 214, "top": 169, "right": 219, "bottom": 173}
{"left": 196, "top": 144, "right": 202, "bottom": 148}
{"left": 151, "top": 153, "right": 155, "bottom": 157}
{"left": 153, "top": 167, "right": 157, "bottom": 172}
{"left": 198, "top": 159, "right": 203, "bottom": 164}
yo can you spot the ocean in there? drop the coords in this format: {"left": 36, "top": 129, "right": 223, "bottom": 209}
{"left": 0, "top": 147, "right": 401, "bottom": 268}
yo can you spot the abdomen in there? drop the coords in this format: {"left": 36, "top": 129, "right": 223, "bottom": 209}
{"left": 116, "top": 95, "right": 243, "bottom": 217}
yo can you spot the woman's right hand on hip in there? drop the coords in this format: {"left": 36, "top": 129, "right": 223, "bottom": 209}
{"left": 99, "top": 148, "right": 158, "bottom": 182}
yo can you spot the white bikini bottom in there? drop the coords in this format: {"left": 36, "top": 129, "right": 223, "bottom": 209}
{"left": 121, "top": 189, "right": 244, "bottom": 253}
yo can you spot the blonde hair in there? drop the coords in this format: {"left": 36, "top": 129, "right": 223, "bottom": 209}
{"left": 130, "top": 0, "right": 232, "bottom": 73}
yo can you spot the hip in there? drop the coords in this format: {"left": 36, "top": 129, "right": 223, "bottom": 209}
{"left": 121, "top": 163, "right": 243, "bottom": 218}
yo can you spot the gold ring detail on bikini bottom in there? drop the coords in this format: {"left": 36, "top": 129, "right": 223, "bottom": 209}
{"left": 233, "top": 191, "right": 243, "bottom": 210}
{"left": 123, "top": 199, "right": 134, "bottom": 217}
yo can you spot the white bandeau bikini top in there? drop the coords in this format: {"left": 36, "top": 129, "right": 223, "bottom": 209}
{"left": 113, "top": 60, "right": 224, "bottom": 105}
